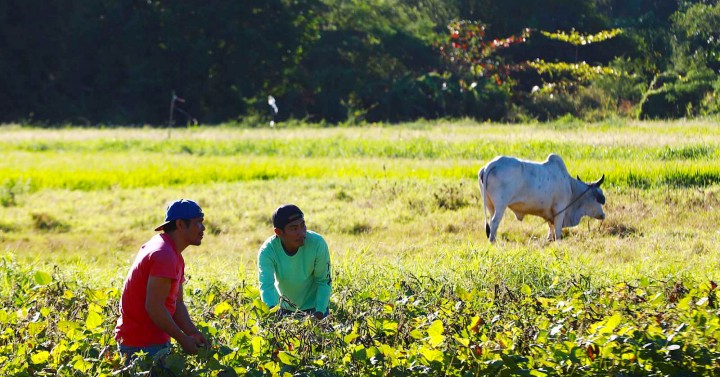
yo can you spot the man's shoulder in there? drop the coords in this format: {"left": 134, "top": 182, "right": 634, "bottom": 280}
{"left": 140, "top": 234, "right": 179, "bottom": 260}
{"left": 258, "top": 235, "right": 280, "bottom": 254}
{"left": 305, "top": 231, "right": 328, "bottom": 248}
{"left": 143, "top": 234, "right": 173, "bottom": 252}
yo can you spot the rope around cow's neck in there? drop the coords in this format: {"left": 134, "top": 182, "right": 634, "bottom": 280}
{"left": 553, "top": 184, "right": 594, "bottom": 218}
{"left": 530, "top": 184, "right": 596, "bottom": 239}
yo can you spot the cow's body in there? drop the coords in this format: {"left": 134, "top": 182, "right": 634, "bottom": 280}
{"left": 478, "top": 154, "right": 606, "bottom": 242}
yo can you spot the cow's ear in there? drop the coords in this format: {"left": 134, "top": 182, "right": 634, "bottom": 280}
{"left": 592, "top": 174, "right": 605, "bottom": 187}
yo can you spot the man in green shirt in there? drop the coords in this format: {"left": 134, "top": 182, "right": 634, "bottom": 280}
{"left": 258, "top": 204, "right": 332, "bottom": 319}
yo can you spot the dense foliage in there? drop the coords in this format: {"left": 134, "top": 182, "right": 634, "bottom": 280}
{"left": 2, "top": 258, "right": 719, "bottom": 376}
{"left": 3, "top": 0, "right": 720, "bottom": 125}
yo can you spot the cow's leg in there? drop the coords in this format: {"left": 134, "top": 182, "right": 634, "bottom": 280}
{"left": 488, "top": 204, "right": 505, "bottom": 243}
{"left": 546, "top": 223, "right": 555, "bottom": 241}
{"left": 551, "top": 213, "right": 563, "bottom": 241}
{"left": 485, "top": 199, "right": 495, "bottom": 237}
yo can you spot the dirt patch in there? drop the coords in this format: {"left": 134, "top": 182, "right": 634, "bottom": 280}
{"left": 600, "top": 220, "right": 639, "bottom": 238}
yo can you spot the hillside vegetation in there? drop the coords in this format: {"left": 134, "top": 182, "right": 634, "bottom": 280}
{"left": 5, "top": 0, "right": 720, "bottom": 124}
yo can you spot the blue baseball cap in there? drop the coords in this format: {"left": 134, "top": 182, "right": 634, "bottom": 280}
{"left": 155, "top": 199, "right": 204, "bottom": 231}
{"left": 272, "top": 204, "right": 304, "bottom": 229}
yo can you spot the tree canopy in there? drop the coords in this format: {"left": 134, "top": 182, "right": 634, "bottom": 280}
{"left": 0, "top": 0, "right": 716, "bottom": 125}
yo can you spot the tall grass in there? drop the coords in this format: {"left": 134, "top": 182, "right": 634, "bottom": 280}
{"left": 0, "top": 122, "right": 718, "bottom": 287}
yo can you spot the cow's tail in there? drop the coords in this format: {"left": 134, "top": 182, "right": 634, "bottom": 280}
{"left": 479, "top": 166, "right": 492, "bottom": 238}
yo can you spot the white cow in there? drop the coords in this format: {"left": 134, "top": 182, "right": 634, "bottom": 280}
{"left": 478, "top": 154, "right": 606, "bottom": 242}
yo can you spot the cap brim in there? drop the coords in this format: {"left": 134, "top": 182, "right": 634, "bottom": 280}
{"left": 154, "top": 221, "right": 170, "bottom": 231}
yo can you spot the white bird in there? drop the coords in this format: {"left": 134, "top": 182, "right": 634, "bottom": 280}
{"left": 268, "top": 95, "right": 278, "bottom": 114}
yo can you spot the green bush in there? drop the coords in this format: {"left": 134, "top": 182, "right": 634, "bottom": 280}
{"left": 522, "top": 91, "right": 577, "bottom": 121}
{"left": 639, "top": 69, "right": 717, "bottom": 119}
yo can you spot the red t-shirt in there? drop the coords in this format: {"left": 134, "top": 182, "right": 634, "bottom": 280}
{"left": 114, "top": 233, "right": 185, "bottom": 347}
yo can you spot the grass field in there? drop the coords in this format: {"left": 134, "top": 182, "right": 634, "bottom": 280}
{"left": 1, "top": 119, "right": 719, "bottom": 375}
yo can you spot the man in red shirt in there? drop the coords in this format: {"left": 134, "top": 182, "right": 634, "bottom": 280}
{"left": 115, "top": 199, "right": 209, "bottom": 363}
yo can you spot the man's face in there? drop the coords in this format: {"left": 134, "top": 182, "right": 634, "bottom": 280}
{"left": 180, "top": 217, "right": 205, "bottom": 246}
{"left": 276, "top": 218, "right": 306, "bottom": 251}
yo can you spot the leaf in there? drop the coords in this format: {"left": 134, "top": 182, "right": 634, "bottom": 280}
{"left": 262, "top": 361, "right": 280, "bottom": 374}
{"left": 252, "top": 298, "right": 269, "bottom": 312}
{"left": 468, "top": 315, "right": 483, "bottom": 333}
{"left": 58, "top": 320, "right": 79, "bottom": 338}
{"left": 51, "top": 342, "right": 67, "bottom": 364}
{"left": 419, "top": 346, "right": 444, "bottom": 363}
{"left": 27, "top": 322, "right": 46, "bottom": 337}
{"left": 88, "top": 303, "right": 102, "bottom": 313}
{"left": 85, "top": 311, "right": 103, "bottom": 330}
{"left": 428, "top": 320, "right": 444, "bottom": 337}
{"left": 382, "top": 319, "right": 398, "bottom": 333}
{"left": 352, "top": 345, "right": 367, "bottom": 361}
{"left": 454, "top": 336, "right": 470, "bottom": 347}
{"left": 277, "top": 351, "right": 298, "bottom": 366}
{"left": 428, "top": 320, "right": 445, "bottom": 347}
{"left": 251, "top": 336, "right": 264, "bottom": 356}
{"left": 31, "top": 350, "right": 50, "bottom": 364}
{"left": 73, "top": 356, "right": 91, "bottom": 373}
{"left": 343, "top": 332, "right": 359, "bottom": 344}
{"left": 586, "top": 344, "right": 600, "bottom": 361}
{"left": 164, "top": 353, "right": 185, "bottom": 374}
{"left": 677, "top": 295, "right": 692, "bottom": 311}
{"left": 214, "top": 301, "right": 233, "bottom": 316}
{"left": 382, "top": 303, "right": 394, "bottom": 314}
{"left": 500, "top": 353, "right": 519, "bottom": 369}
{"left": 602, "top": 313, "right": 622, "bottom": 334}
{"left": 639, "top": 277, "right": 650, "bottom": 288}
{"left": 378, "top": 343, "right": 397, "bottom": 359}
{"left": 34, "top": 271, "right": 52, "bottom": 286}
{"left": 410, "top": 329, "right": 424, "bottom": 339}
{"left": 521, "top": 284, "right": 532, "bottom": 296}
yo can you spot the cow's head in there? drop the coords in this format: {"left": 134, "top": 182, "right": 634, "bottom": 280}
{"left": 588, "top": 174, "right": 605, "bottom": 204}
{"left": 572, "top": 174, "right": 606, "bottom": 224}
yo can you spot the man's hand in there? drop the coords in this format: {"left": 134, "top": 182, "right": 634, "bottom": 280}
{"left": 178, "top": 332, "right": 209, "bottom": 354}
{"left": 189, "top": 332, "right": 210, "bottom": 348}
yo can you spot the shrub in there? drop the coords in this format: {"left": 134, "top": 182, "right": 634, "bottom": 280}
{"left": 522, "top": 91, "right": 577, "bottom": 121}
{"left": 342, "top": 221, "right": 373, "bottom": 235}
{"left": 0, "top": 179, "right": 28, "bottom": 207}
{"left": 31, "top": 213, "right": 70, "bottom": 233}
{"left": 433, "top": 183, "right": 468, "bottom": 210}
{"left": 639, "top": 69, "right": 716, "bottom": 119}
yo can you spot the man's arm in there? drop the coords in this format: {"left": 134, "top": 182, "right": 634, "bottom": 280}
{"left": 258, "top": 248, "right": 280, "bottom": 308}
{"left": 173, "top": 284, "right": 209, "bottom": 347}
{"left": 145, "top": 276, "right": 202, "bottom": 354}
{"left": 312, "top": 240, "right": 332, "bottom": 318}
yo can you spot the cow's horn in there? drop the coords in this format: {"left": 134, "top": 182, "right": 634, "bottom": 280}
{"left": 593, "top": 174, "right": 605, "bottom": 187}
{"left": 576, "top": 174, "right": 582, "bottom": 182}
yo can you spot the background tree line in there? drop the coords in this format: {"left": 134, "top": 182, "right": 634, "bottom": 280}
{"left": 1, "top": 0, "right": 719, "bottom": 126}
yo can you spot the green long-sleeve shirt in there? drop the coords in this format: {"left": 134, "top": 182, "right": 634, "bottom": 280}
{"left": 257, "top": 230, "right": 332, "bottom": 313}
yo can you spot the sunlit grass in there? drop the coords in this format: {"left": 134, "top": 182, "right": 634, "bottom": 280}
{"left": 1, "top": 121, "right": 719, "bottom": 287}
